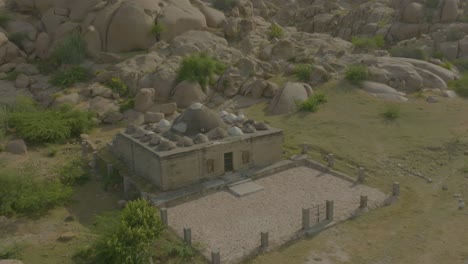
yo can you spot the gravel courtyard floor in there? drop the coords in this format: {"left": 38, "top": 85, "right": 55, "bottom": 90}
{"left": 168, "top": 166, "right": 387, "bottom": 263}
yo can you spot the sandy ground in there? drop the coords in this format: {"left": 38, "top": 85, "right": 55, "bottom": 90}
{"left": 168, "top": 166, "right": 387, "bottom": 263}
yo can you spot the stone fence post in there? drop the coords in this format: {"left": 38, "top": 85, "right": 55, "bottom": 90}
{"left": 357, "top": 167, "right": 366, "bottom": 183}
{"left": 360, "top": 195, "right": 368, "bottom": 209}
{"left": 260, "top": 232, "right": 269, "bottom": 250}
{"left": 393, "top": 182, "right": 400, "bottom": 197}
{"left": 160, "top": 208, "right": 168, "bottom": 226}
{"left": 81, "top": 141, "right": 88, "bottom": 159}
{"left": 302, "top": 208, "right": 310, "bottom": 230}
{"left": 211, "top": 251, "right": 220, "bottom": 264}
{"left": 327, "top": 153, "right": 335, "bottom": 168}
{"left": 326, "top": 200, "right": 334, "bottom": 221}
{"left": 183, "top": 228, "right": 192, "bottom": 246}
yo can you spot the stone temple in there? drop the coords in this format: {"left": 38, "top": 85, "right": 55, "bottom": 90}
{"left": 111, "top": 103, "right": 284, "bottom": 191}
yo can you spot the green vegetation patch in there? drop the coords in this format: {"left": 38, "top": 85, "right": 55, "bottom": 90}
{"left": 448, "top": 72, "right": 468, "bottom": 97}
{"left": 293, "top": 64, "right": 313, "bottom": 82}
{"left": 390, "top": 46, "right": 427, "bottom": 60}
{"left": 75, "top": 199, "right": 165, "bottom": 264}
{"left": 57, "top": 158, "right": 90, "bottom": 186}
{"left": 176, "top": 53, "right": 226, "bottom": 89}
{"left": 7, "top": 99, "right": 94, "bottom": 143}
{"left": 49, "top": 66, "right": 91, "bottom": 88}
{"left": 296, "top": 92, "right": 328, "bottom": 112}
{"left": 268, "top": 23, "right": 285, "bottom": 40}
{"left": 0, "top": 13, "right": 11, "bottom": 27}
{"left": 52, "top": 33, "right": 87, "bottom": 65}
{"left": 380, "top": 104, "right": 401, "bottom": 121}
{"left": 211, "top": 0, "right": 236, "bottom": 11}
{"left": 105, "top": 77, "right": 128, "bottom": 97}
{"left": 345, "top": 64, "right": 369, "bottom": 85}
{"left": 351, "top": 35, "right": 385, "bottom": 51}
{"left": 0, "top": 169, "right": 73, "bottom": 217}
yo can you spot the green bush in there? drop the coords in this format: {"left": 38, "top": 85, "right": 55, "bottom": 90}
{"left": 448, "top": 73, "right": 468, "bottom": 97}
{"left": 351, "top": 35, "right": 385, "bottom": 51}
{"left": 57, "top": 159, "right": 90, "bottom": 186}
{"left": 0, "top": 243, "right": 23, "bottom": 259}
{"left": 296, "top": 92, "right": 328, "bottom": 112}
{"left": 294, "top": 64, "right": 313, "bottom": 82}
{"left": 212, "top": 0, "right": 236, "bottom": 10}
{"left": 51, "top": 33, "right": 87, "bottom": 65}
{"left": 345, "top": 64, "right": 368, "bottom": 85}
{"left": 0, "top": 169, "right": 72, "bottom": 216}
{"left": 268, "top": 23, "right": 285, "bottom": 40}
{"left": 36, "top": 57, "right": 61, "bottom": 74}
{"left": 390, "top": 46, "right": 427, "bottom": 60}
{"left": 150, "top": 23, "right": 166, "bottom": 40}
{"left": 380, "top": 104, "right": 401, "bottom": 121}
{"left": 0, "top": 13, "right": 11, "bottom": 28}
{"left": 9, "top": 103, "right": 95, "bottom": 143}
{"left": 47, "top": 146, "right": 58, "bottom": 157}
{"left": 119, "top": 99, "right": 135, "bottom": 113}
{"left": 105, "top": 77, "right": 128, "bottom": 97}
{"left": 0, "top": 71, "right": 18, "bottom": 81}
{"left": 452, "top": 58, "right": 468, "bottom": 72}
{"left": 447, "top": 29, "right": 464, "bottom": 41}
{"left": 176, "top": 53, "right": 226, "bottom": 89}
{"left": 8, "top": 32, "right": 28, "bottom": 49}
{"left": 81, "top": 199, "right": 165, "bottom": 264}
{"left": 425, "top": 0, "right": 439, "bottom": 9}
{"left": 49, "top": 66, "right": 91, "bottom": 88}
{"left": 432, "top": 50, "right": 444, "bottom": 60}
{"left": 441, "top": 62, "right": 453, "bottom": 70}
{"left": 163, "top": 241, "right": 198, "bottom": 259}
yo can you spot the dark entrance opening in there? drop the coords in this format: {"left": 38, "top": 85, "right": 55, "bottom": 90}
{"left": 224, "top": 152, "right": 233, "bottom": 172}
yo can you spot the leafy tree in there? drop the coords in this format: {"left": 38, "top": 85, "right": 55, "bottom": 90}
{"left": 176, "top": 53, "right": 226, "bottom": 89}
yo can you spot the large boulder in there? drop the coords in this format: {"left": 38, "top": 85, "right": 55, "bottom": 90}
{"left": 0, "top": 260, "right": 24, "bottom": 264}
{"left": 6, "top": 139, "right": 27, "bottom": 155}
{"left": 402, "top": 2, "right": 425, "bottom": 24}
{"left": 172, "top": 81, "right": 207, "bottom": 108}
{"left": 88, "top": 96, "right": 119, "bottom": 117}
{"left": 134, "top": 88, "right": 156, "bottom": 112}
{"left": 191, "top": 0, "right": 226, "bottom": 27}
{"left": 106, "top": 0, "right": 160, "bottom": 52}
{"left": 440, "top": 0, "right": 459, "bottom": 23}
{"left": 362, "top": 81, "right": 408, "bottom": 102}
{"left": 216, "top": 67, "right": 246, "bottom": 98}
{"left": 159, "top": 0, "right": 207, "bottom": 41}
{"left": 268, "top": 82, "right": 313, "bottom": 115}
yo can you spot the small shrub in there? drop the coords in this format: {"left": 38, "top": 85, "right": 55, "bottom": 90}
{"left": 351, "top": 35, "right": 385, "bottom": 51}
{"left": 449, "top": 73, "right": 468, "bottom": 97}
{"left": 432, "top": 50, "right": 444, "bottom": 60}
{"left": 52, "top": 33, "right": 87, "bottom": 65}
{"left": 268, "top": 23, "right": 285, "bottom": 40}
{"left": 105, "top": 77, "right": 128, "bottom": 97}
{"left": 176, "top": 53, "right": 226, "bottom": 89}
{"left": 441, "top": 62, "right": 453, "bottom": 70}
{"left": 294, "top": 64, "right": 313, "bottom": 82}
{"left": 36, "top": 57, "right": 61, "bottom": 74}
{"left": 345, "top": 64, "right": 368, "bottom": 85}
{"left": 447, "top": 29, "right": 464, "bottom": 42}
{"left": 9, "top": 103, "right": 95, "bottom": 143}
{"left": 0, "top": 243, "right": 23, "bottom": 259}
{"left": 381, "top": 104, "right": 401, "bottom": 121}
{"left": 452, "top": 58, "right": 468, "bottom": 72}
{"left": 85, "top": 199, "right": 165, "bottom": 264}
{"left": 211, "top": 0, "right": 236, "bottom": 11}
{"left": 163, "top": 241, "right": 198, "bottom": 259}
{"left": 296, "top": 92, "right": 328, "bottom": 112}
{"left": 390, "top": 46, "right": 427, "bottom": 60}
{"left": 47, "top": 146, "right": 58, "bottom": 157}
{"left": 0, "top": 169, "right": 73, "bottom": 216}
{"left": 150, "top": 23, "right": 166, "bottom": 40}
{"left": 57, "top": 159, "right": 90, "bottom": 186}
{"left": 49, "top": 66, "right": 91, "bottom": 88}
{"left": 119, "top": 99, "right": 135, "bottom": 113}
{"left": 0, "top": 13, "right": 11, "bottom": 27}
{"left": 8, "top": 32, "right": 28, "bottom": 49}
{"left": 0, "top": 71, "right": 18, "bottom": 81}
{"left": 425, "top": 0, "right": 439, "bottom": 9}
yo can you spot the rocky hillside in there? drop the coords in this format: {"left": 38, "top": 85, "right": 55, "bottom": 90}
{"left": 0, "top": 0, "right": 465, "bottom": 124}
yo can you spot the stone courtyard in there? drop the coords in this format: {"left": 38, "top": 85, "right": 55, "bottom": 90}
{"left": 168, "top": 166, "right": 387, "bottom": 263}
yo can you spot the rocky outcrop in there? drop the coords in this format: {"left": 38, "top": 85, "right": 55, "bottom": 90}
{"left": 172, "top": 81, "right": 207, "bottom": 108}
{"left": 5, "top": 139, "right": 28, "bottom": 155}
{"left": 159, "top": 0, "right": 207, "bottom": 41}
{"left": 268, "top": 82, "right": 313, "bottom": 115}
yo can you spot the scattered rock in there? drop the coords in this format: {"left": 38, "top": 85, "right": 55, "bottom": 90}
{"left": 58, "top": 231, "right": 77, "bottom": 242}
{"left": 442, "top": 185, "right": 448, "bottom": 191}
{"left": 6, "top": 139, "right": 28, "bottom": 155}
{"left": 15, "top": 73, "right": 30, "bottom": 88}
{"left": 426, "top": 96, "right": 439, "bottom": 103}
{"left": 134, "top": 88, "right": 156, "bottom": 112}
{"left": 117, "top": 200, "right": 127, "bottom": 209}
{"left": 172, "top": 81, "right": 207, "bottom": 109}
{"left": 0, "top": 260, "right": 24, "bottom": 264}
{"left": 103, "top": 111, "right": 124, "bottom": 124}
{"left": 64, "top": 215, "right": 75, "bottom": 222}
{"left": 144, "top": 112, "right": 165, "bottom": 124}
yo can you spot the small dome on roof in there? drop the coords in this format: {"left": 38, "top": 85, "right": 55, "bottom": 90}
{"left": 148, "top": 134, "right": 162, "bottom": 146}
{"left": 177, "top": 136, "right": 195, "bottom": 147}
{"left": 228, "top": 126, "right": 244, "bottom": 136}
{"left": 206, "top": 127, "right": 228, "bottom": 140}
{"left": 171, "top": 104, "right": 226, "bottom": 136}
{"left": 133, "top": 127, "right": 147, "bottom": 138}
{"left": 242, "top": 124, "right": 256, "bottom": 134}
{"left": 254, "top": 122, "right": 271, "bottom": 131}
{"left": 157, "top": 119, "right": 171, "bottom": 130}
{"left": 219, "top": 110, "right": 228, "bottom": 118}
{"left": 125, "top": 124, "right": 138, "bottom": 134}
{"left": 193, "top": 133, "right": 209, "bottom": 144}
{"left": 156, "top": 140, "right": 177, "bottom": 151}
